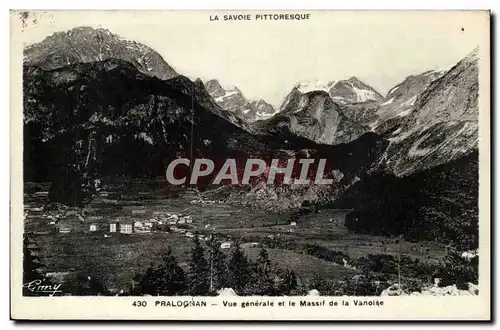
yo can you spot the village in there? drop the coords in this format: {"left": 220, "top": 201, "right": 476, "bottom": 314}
{"left": 23, "top": 188, "right": 289, "bottom": 250}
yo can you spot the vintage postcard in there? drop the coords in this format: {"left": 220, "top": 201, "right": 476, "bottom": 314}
{"left": 10, "top": 10, "right": 491, "bottom": 320}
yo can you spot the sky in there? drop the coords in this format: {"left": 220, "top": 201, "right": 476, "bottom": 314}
{"left": 13, "top": 11, "right": 486, "bottom": 107}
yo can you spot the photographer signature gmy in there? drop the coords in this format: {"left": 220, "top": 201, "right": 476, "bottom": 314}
{"left": 23, "top": 280, "right": 62, "bottom": 296}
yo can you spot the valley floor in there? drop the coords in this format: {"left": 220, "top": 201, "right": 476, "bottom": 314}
{"left": 23, "top": 181, "right": 449, "bottom": 295}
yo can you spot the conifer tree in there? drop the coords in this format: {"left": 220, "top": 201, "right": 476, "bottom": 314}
{"left": 251, "top": 248, "right": 275, "bottom": 295}
{"left": 187, "top": 236, "right": 210, "bottom": 295}
{"left": 277, "top": 269, "right": 298, "bottom": 295}
{"left": 155, "top": 246, "right": 187, "bottom": 295}
{"left": 133, "top": 247, "right": 186, "bottom": 296}
{"left": 70, "top": 272, "right": 109, "bottom": 296}
{"left": 132, "top": 264, "right": 158, "bottom": 295}
{"left": 206, "top": 236, "right": 228, "bottom": 293}
{"left": 226, "top": 244, "right": 251, "bottom": 294}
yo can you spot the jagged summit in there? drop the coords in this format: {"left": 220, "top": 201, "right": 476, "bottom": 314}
{"left": 23, "top": 26, "right": 177, "bottom": 80}
{"left": 205, "top": 79, "right": 276, "bottom": 122}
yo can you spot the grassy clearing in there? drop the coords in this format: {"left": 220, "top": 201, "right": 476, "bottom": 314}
{"left": 242, "top": 247, "right": 358, "bottom": 280}
{"left": 34, "top": 232, "right": 195, "bottom": 291}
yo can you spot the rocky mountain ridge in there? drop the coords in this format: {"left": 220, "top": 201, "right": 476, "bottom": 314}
{"left": 253, "top": 87, "right": 369, "bottom": 146}
{"left": 23, "top": 59, "right": 285, "bottom": 205}
{"left": 380, "top": 48, "right": 479, "bottom": 176}
{"left": 295, "top": 77, "right": 384, "bottom": 104}
{"left": 24, "top": 26, "right": 178, "bottom": 80}
{"left": 205, "top": 79, "right": 277, "bottom": 122}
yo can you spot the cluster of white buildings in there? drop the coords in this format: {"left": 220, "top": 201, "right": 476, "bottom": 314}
{"left": 159, "top": 212, "right": 193, "bottom": 225}
{"left": 85, "top": 210, "right": 198, "bottom": 235}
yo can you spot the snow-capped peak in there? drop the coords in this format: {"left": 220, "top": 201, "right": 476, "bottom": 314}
{"left": 293, "top": 77, "right": 382, "bottom": 103}
{"left": 295, "top": 80, "right": 336, "bottom": 94}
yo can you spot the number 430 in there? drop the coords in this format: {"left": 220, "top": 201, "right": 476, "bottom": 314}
{"left": 132, "top": 301, "right": 147, "bottom": 307}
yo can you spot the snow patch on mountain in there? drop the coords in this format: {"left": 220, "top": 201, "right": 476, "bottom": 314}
{"left": 348, "top": 83, "right": 383, "bottom": 103}
{"left": 380, "top": 97, "right": 394, "bottom": 106}
{"left": 387, "top": 86, "right": 399, "bottom": 95}
{"left": 295, "top": 80, "right": 335, "bottom": 94}
{"left": 293, "top": 77, "right": 383, "bottom": 105}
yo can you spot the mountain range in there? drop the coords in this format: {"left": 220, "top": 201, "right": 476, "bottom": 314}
{"left": 22, "top": 27, "right": 480, "bottom": 248}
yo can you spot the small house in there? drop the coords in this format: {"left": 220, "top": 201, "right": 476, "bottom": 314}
{"left": 186, "top": 232, "right": 195, "bottom": 238}
{"left": 220, "top": 242, "right": 232, "bottom": 249}
{"left": 58, "top": 223, "right": 71, "bottom": 234}
{"left": 56, "top": 216, "right": 84, "bottom": 233}
{"left": 168, "top": 214, "right": 179, "bottom": 221}
{"left": 89, "top": 224, "right": 98, "bottom": 232}
{"left": 88, "top": 216, "right": 104, "bottom": 221}
{"left": 102, "top": 199, "right": 118, "bottom": 205}
{"left": 109, "top": 222, "right": 118, "bottom": 233}
{"left": 119, "top": 221, "right": 134, "bottom": 234}
{"left": 135, "top": 221, "right": 152, "bottom": 233}
{"left": 290, "top": 222, "right": 297, "bottom": 227}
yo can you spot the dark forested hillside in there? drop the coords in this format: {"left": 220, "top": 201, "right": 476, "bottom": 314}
{"left": 23, "top": 60, "right": 276, "bottom": 205}
{"left": 332, "top": 151, "right": 479, "bottom": 250}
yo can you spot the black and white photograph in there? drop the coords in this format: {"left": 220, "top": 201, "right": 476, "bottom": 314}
{"left": 10, "top": 10, "right": 491, "bottom": 320}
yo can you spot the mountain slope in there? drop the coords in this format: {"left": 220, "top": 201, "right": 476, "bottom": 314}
{"left": 249, "top": 100, "right": 276, "bottom": 121}
{"left": 327, "top": 49, "right": 480, "bottom": 248}
{"left": 23, "top": 60, "right": 276, "bottom": 205}
{"left": 374, "top": 70, "right": 444, "bottom": 133}
{"left": 24, "top": 26, "right": 177, "bottom": 80}
{"left": 256, "top": 87, "right": 368, "bottom": 145}
{"left": 332, "top": 151, "right": 478, "bottom": 250}
{"left": 329, "top": 77, "right": 384, "bottom": 104}
{"left": 381, "top": 48, "right": 479, "bottom": 176}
